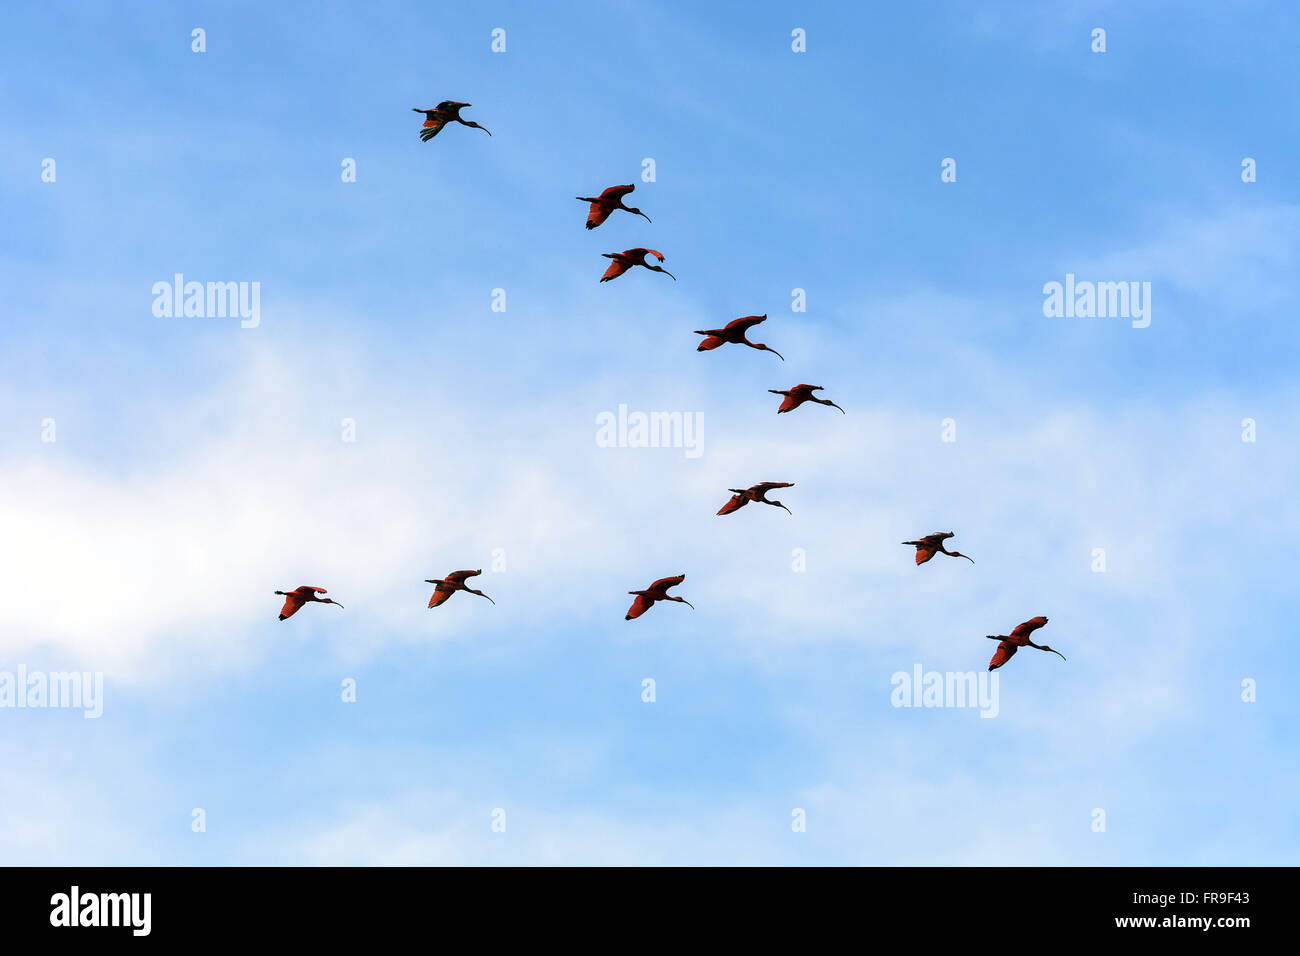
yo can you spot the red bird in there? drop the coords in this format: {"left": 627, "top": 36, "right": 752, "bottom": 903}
{"left": 577, "top": 184, "right": 652, "bottom": 229}
{"left": 695, "top": 315, "right": 783, "bottom": 361}
{"left": 903, "top": 532, "right": 974, "bottom": 565}
{"left": 425, "top": 569, "right": 495, "bottom": 608}
{"left": 600, "top": 248, "right": 675, "bottom": 282}
{"left": 769, "top": 384, "right": 844, "bottom": 414}
{"left": 986, "top": 616, "right": 1067, "bottom": 671}
{"left": 717, "top": 482, "right": 795, "bottom": 516}
{"left": 412, "top": 101, "right": 492, "bottom": 141}
{"left": 625, "top": 574, "right": 694, "bottom": 620}
{"left": 274, "top": 586, "right": 344, "bottom": 621}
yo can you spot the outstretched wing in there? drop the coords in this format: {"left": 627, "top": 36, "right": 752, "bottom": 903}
{"left": 914, "top": 546, "right": 936, "bottom": 565}
{"left": 988, "top": 640, "right": 1018, "bottom": 671}
{"left": 600, "top": 256, "right": 632, "bottom": 282}
{"left": 586, "top": 200, "right": 613, "bottom": 230}
{"left": 649, "top": 574, "right": 685, "bottom": 592}
{"left": 752, "top": 482, "right": 793, "bottom": 494}
{"left": 716, "top": 494, "right": 747, "bottom": 516}
{"left": 419, "top": 115, "right": 449, "bottom": 141}
{"left": 279, "top": 593, "right": 306, "bottom": 619}
{"left": 725, "top": 315, "right": 766, "bottom": 333}
{"left": 1010, "top": 616, "right": 1049, "bottom": 640}
{"left": 445, "top": 570, "right": 481, "bottom": 584}
{"left": 696, "top": 335, "right": 726, "bottom": 352}
{"left": 428, "top": 583, "right": 455, "bottom": 608}
{"left": 776, "top": 392, "right": 800, "bottom": 413}
{"left": 599, "top": 184, "right": 635, "bottom": 202}
{"left": 625, "top": 593, "right": 654, "bottom": 620}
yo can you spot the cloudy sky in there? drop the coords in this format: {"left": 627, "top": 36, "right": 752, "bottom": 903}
{"left": 1, "top": 1, "right": 1297, "bottom": 864}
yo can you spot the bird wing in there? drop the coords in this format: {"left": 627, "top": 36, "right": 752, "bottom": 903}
{"left": 419, "top": 115, "right": 450, "bottom": 141}
{"left": 988, "top": 640, "right": 1018, "bottom": 670}
{"left": 696, "top": 335, "right": 727, "bottom": 351}
{"left": 717, "top": 494, "right": 748, "bottom": 516}
{"left": 641, "top": 249, "right": 666, "bottom": 262}
{"left": 1010, "top": 617, "right": 1049, "bottom": 639}
{"left": 295, "top": 586, "right": 328, "bottom": 595}
{"left": 725, "top": 315, "right": 766, "bottom": 333}
{"left": 428, "top": 583, "right": 455, "bottom": 608}
{"left": 445, "top": 570, "right": 480, "bottom": 583}
{"left": 625, "top": 593, "right": 654, "bottom": 619}
{"left": 914, "top": 547, "right": 936, "bottom": 565}
{"left": 649, "top": 574, "right": 685, "bottom": 592}
{"left": 599, "top": 184, "right": 635, "bottom": 201}
{"left": 280, "top": 593, "right": 306, "bottom": 618}
{"left": 776, "top": 392, "right": 801, "bottom": 413}
{"left": 752, "top": 482, "right": 793, "bottom": 493}
{"left": 600, "top": 257, "right": 632, "bottom": 282}
{"left": 586, "top": 201, "right": 613, "bottom": 229}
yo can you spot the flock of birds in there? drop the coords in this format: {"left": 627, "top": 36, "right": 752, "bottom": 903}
{"left": 273, "top": 101, "right": 1067, "bottom": 676}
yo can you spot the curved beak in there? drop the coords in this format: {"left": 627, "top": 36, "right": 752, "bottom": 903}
{"left": 777, "top": 503, "right": 792, "bottom": 515}
{"left": 332, "top": 602, "right": 345, "bottom": 609}
{"left": 955, "top": 553, "right": 975, "bottom": 563}
{"left": 767, "top": 347, "right": 785, "bottom": 361}
{"left": 680, "top": 599, "right": 695, "bottom": 610}
{"left": 829, "top": 402, "right": 846, "bottom": 414}
{"left": 635, "top": 210, "right": 652, "bottom": 223}
{"left": 660, "top": 268, "right": 676, "bottom": 280}
{"left": 1045, "top": 647, "right": 1066, "bottom": 661}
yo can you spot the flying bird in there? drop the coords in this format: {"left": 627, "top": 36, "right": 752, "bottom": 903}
{"left": 903, "top": 532, "right": 974, "bottom": 565}
{"left": 577, "top": 184, "right": 652, "bottom": 229}
{"left": 695, "top": 315, "right": 783, "bottom": 360}
{"left": 717, "top": 482, "right": 796, "bottom": 516}
{"left": 600, "top": 248, "right": 675, "bottom": 282}
{"left": 413, "top": 101, "right": 492, "bottom": 141}
{"left": 986, "top": 616, "right": 1067, "bottom": 671}
{"left": 625, "top": 574, "right": 693, "bottom": 620}
{"left": 425, "top": 569, "right": 495, "bottom": 608}
{"left": 274, "top": 586, "right": 344, "bottom": 621}
{"left": 769, "top": 384, "right": 844, "bottom": 414}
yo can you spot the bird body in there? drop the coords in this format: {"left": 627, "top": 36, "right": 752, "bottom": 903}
{"left": 413, "top": 101, "right": 492, "bottom": 141}
{"left": 625, "top": 574, "right": 693, "bottom": 620}
{"left": 769, "top": 384, "right": 844, "bottom": 414}
{"left": 426, "top": 569, "right": 495, "bottom": 608}
{"left": 695, "top": 315, "right": 783, "bottom": 360}
{"left": 986, "top": 616, "right": 1066, "bottom": 671}
{"left": 577, "top": 184, "right": 651, "bottom": 229}
{"left": 717, "top": 482, "right": 795, "bottom": 516}
{"left": 274, "top": 586, "right": 344, "bottom": 621}
{"left": 600, "top": 248, "right": 675, "bottom": 282}
{"left": 903, "top": 532, "right": 974, "bottom": 565}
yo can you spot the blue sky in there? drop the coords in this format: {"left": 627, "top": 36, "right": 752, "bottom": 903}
{"left": 1, "top": 0, "right": 1297, "bottom": 864}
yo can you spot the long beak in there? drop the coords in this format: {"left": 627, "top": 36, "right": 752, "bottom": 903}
{"left": 679, "top": 599, "right": 695, "bottom": 610}
{"left": 777, "top": 503, "right": 792, "bottom": 515}
{"left": 477, "top": 125, "right": 492, "bottom": 136}
{"left": 955, "top": 553, "right": 975, "bottom": 563}
{"left": 1045, "top": 647, "right": 1066, "bottom": 661}
{"left": 829, "top": 402, "right": 846, "bottom": 414}
{"left": 332, "top": 602, "right": 345, "bottom": 609}
{"left": 660, "top": 269, "right": 676, "bottom": 280}
{"left": 767, "top": 347, "right": 785, "bottom": 361}
{"left": 475, "top": 591, "right": 496, "bottom": 605}
{"left": 636, "top": 210, "right": 652, "bottom": 222}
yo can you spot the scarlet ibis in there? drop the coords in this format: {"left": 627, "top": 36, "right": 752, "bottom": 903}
{"left": 274, "top": 586, "right": 344, "bottom": 621}
{"left": 769, "top": 384, "right": 844, "bottom": 414}
{"left": 986, "top": 616, "right": 1067, "bottom": 671}
{"left": 577, "top": 184, "right": 651, "bottom": 229}
{"left": 717, "top": 482, "right": 795, "bottom": 516}
{"left": 425, "top": 569, "right": 495, "bottom": 608}
{"left": 903, "top": 532, "right": 974, "bottom": 565}
{"left": 695, "top": 315, "right": 784, "bottom": 361}
{"left": 600, "top": 248, "right": 675, "bottom": 282}
{"left": 413, "top": 101, "right": 492, "bottom": 141}
{"left": 625, "top": 574, "right": 693, "bottom": 620}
